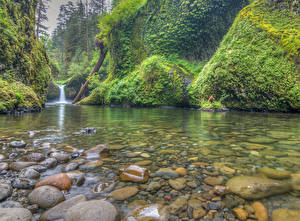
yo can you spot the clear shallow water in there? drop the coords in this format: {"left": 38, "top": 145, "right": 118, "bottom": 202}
{"left": 0, "top": 104, "right": 300, "bottom": 172}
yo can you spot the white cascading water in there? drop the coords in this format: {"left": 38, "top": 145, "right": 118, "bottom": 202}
{"left": 57, "top": 84, "right": 66, "bottom": 104}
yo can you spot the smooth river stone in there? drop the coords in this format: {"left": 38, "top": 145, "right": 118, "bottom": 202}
{"left": 0, "top": 162, "right": 8, "bottom": 171}
{"left": 226, "top": 176, "right": 292, "bottom": 199}
{"left": 0, "top": 208, "right": 32, "bottom": 221}
{"left": 0, "top": 154, "right": 5, "bottom": 160}
{"left": 82, "top": 144, "right": 109, "bottom": 160}
{"left": 124, "top": 204, "right": 169, "bottom": 221}
{"left": 26, "top": 153, "right": 45, "bottom": 162}
{"left": 272, "top": 208, "right": 300, "bottom": 221}
{"left": 252, "top": 202, "right": 268, "bottom": 221}
{"left": 111, "top": 186, "right": 138, "bottom": 200}
{"left": 155, "top": 168, "right": 179, "bottom": 178}
{"left": 64, "top": 200, "right": 118, "bottom": 221}
{"left": 40, "top": 194, "right": 87, "bottom": 221}
{"left": 9, "top": 140, "right": 26, "bottom": 148}
{"left": 257, "top": 168, "right": 291, "bottom": 180}
{"left": 35, "top": 173, "right": 71, "bottom": 190}
{"left": 120, "top": 165, "right": 149, "bottom": 183}
{"left": 9, "top": 162, "right": 37, "bottom": 172}
{"left": 169, "top": 178, "right": 187, "bottom": 190}
{"left": 0, "top": 179, "right": 12, "bottom": 201}
{"left": 29, "top": 185, "right": 64, "bottom": 209}
{"left": 291, "top": 173, "right": 300, "bottom": 191}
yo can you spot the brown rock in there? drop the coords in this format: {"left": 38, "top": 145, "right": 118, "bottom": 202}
{"left": 257, "top": 168, "right": 291, "bottom": 180}
{"left": 175, "top": 168, "right": 187, "bottom": 176}
{"left": 214, "top": 185, "right": 230, "bottom": 195}
{"left": 82, "top": 144, "right": 109, "bottom": 160}
{"left": 135, "top": 160, "right": 152, "bottom": 166}
{"left": 193, "top": 208, "right": 206, "bottom": 219}
{"left": 10, "top": 162, "right": 37, "bottom": 172}
{"left": 35, "top": 173, "right": 71, "bottom": 190}
{"left": 120, "top": 165, "right": 149, "bottom": 183}
{"left": 272, "top": 208, "right": 300, "bottom": 221}
{"left": 233, "top": 208, "right": 248, "bottom": 221}
{"left": 111, "top": 186, "right": 138, "bottom": 200}
{"left": 291, "top": 173, "right": 300, "bottom": 191}
{"left": 252, "top": 202, "right": 268, "bottom": 221}
{"left": 125, "top": 204, "right": 169, "bottom": 221}
{"left": 169, "top": 178, "right": 187, "bottom": 190}
{"left": 204, "top": 177, "right": 224, "bottom": 186}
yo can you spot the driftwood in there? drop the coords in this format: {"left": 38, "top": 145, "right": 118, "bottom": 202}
{"left": 72, "top": 47, "right": 107, "bottom": 104}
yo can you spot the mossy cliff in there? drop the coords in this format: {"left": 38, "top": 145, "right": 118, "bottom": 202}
{"left": 0, "top": 0, "right": 50, "bottom": 113}
{"left": 189, "top": 0, "right": 300, "bottom": 112}
{"left": 81, "top": 0, "right": 247, "bottom": 106}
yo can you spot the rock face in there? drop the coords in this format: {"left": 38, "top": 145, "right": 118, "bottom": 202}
{"left": 82, "top": 144, "right": 109, "bottom": 160}
{"left": 111, "top": 186, "right": 138, "bottom": 200}
{"left": 124, "top": 204, "right": 169, "bottom": 221}
{"left": 226, "top": 176, "right": 292, "bottom": 199}
{"left": 272, "top": 208, "right": 300, "bottom": 221}
{"left": 64, "top": 200, "right": 118, "bottom": 221}
{"left": 40, "top": 194, "right": 87, "bottom": 221}
{"left": 0, "top": 208, "right": 32, "bottom": 221}
{"left": 35, "top": 173, "right": 71, "bottom": 190}
{"left": 257, "top": 168, "right": 291, "bottom": 180}
{"left": 28, "top": 185, "right": 64, "bottom": 209}
{"left": 120, "top": 165, "right": 149, "bottom": 183}
{"left": 0, "top": 179, "right": 12, "bottom": 201}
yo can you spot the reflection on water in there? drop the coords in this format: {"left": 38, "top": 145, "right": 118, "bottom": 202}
{"left": 0, "top": 106, "right": 299, "bottom": 172}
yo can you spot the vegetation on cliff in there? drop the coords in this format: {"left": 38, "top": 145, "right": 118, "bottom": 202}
{"left": 189, "top": 0, "right": 300, "bottom": 111}
{"left": 0, "top": 0, "right": 50, "bottom": 112}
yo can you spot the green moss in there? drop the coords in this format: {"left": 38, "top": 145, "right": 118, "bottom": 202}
{"left": 47, "top": 78, "right": 59, "bottom": 101}
{"left": 80, "top": 56, "right": 194, "bottom": 106}
{"left": 189, "top": 0, "right": 300, "bottom": 111}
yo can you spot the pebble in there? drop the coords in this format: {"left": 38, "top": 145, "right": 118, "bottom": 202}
{"left": 169, "top": 178, "right": 187, "bottom": 190}
{"left": 111, "top": 186, "right": 138, "bottom": 200}
{"left": 0, "top": 179, "right": 12, "bottom": 201}
{"left": 175, "top": 167, "right": 187, "bottom": 176}
{"left": 35, "top": 173, "right": 71, "bottom": 190}
{"left": 26, "top": 153, "right": 45, "bottom": 162}
{"left": 252, "top": 202, "right": 268, "bottom": 221}
{"left": 40, "top": 158, "right": 57, "bottom": 169}
{"left": 9, "top": 162, "right": 36, "bottom": 172}
{"left": 50, "top": 152, "right": 70, "bottom": 163}
{"left": 169, "top": 196, "right": 187, "bottom": 214}
{"left": 19, "top": 168, "right": 40, "bottom": 179}
{"left": 155, "top": 168, "right": 179, "bottom": 178}
{"left": 0, "top": 208, "right": 32, "bottom": 221}
{"left": 204, "top": 177, "right": 224, "bottom": 186}
{"left": 120, "top": 165, "right": 149, "bottom": 183}
{"left": 124, "top": 204, "right": 169, "bottom": 221}
{"left": 233, "top": 208, "right": 248, "bottom": 221}
{"left": 13, "top": 178, "right": 37, "bottom": 189}
{"left": 82, "top": 144, "right": 109, "bottom": 160}
{"left": 9, "top": 140, "right": 26, "bottom": 148}
{"left": 0, "top": 162, "right": 8, "bottom": 171}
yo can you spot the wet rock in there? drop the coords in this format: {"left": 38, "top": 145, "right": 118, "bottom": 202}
{"left": 204, "top": 177, "right": 224, "bottom": 186}
{"left": 188, "top": 199, "right": 203, "bottom": 209}
{"left": 219, "top": 166, "right": 235, "bottom": 175}
{"left": 50, "top": 152, "right": 69, "bottom": 163}
{"left": 93, "top": 181, "right": 116, "bottom": 194}
{"left": 124, "top": 204, "right": 169, "bottom": 221}
{"left": 26, "top": 153, "right": 45, "bottom": 162}
{"left": 79, "top": 160, "right": 103, "bottom": 170}
{"left": 9, "top": 162, "right": 36, "bottom": 172}
{"left": 226, "top": 176, "right": 292, "bottom": 199}
{"left": 135, "top": 160, "right": 152, "bottom": 166}
{"left": 82, "top": 144, "right": 109, "bottom": 160}
{"left": 291, "top": 173, "right": 300, "bottom": 191}
{"left": 0, "top": 154, "right": 5, "bottom": 160}
{"left": 35, "top": 173, "right": 71, "bottom": 190}
{"left": 0, "top": 208, "right": 32, "bottom": 221}
{"left": 66, "top": 171, "right": 85, "bottom": 186}
{"left": 28, "top": 185, "right": 64, "bottom": 209}
{"left": 175, "top": 168, "right": 187, "bottom": 176}
{"left": 13, "top": 178, "right": 37, "bottom": 189}
{"left": 214, "top": 185, "right": 230, "bottom": 195}
{"left": 208, "top": 202, "right": 222, "bottom": 210}
{"left": 19, "top": 168, "right": 40, "bottom": 179}
{"left": 169, "top": 196, "right": 187, "bottom": 214}
{"left": 111, "top": 186, "right": 138, "bottom": 200}
{"left": 9, "top": 140, "right": 26, "bottom": 148}
{"left": 155, "top": 168, "right": 179, "bottom": 178}
{"left": 120, "top": 165, "right": 149, "bottom": 183}
{"left": 64, "top": 200, "right": 118, "bottom": 221}
{"left": 63, "top": 162, "right": 79, "bottom": 172}
{"left": 193, "top": 208, "right": 206, "bottom": 219}
{"left": 40, "top": 194, "right": 87, "bottom": 221}
{"left": 26, "top": 165, "right": 47, "bottom": 173}
{"left": 0, "top": 162, "right": 8, "bottom": 171}
{"left": 272, "top": 208, "right": 300, "bottom": 221}
{"left": 147, "top": 182, "right": 161, "bottom": 191}
{"left": 257, "top": 168, "right": 291, "bottom": 180}
{"left": 80, "top": 127, "right": 96, "bottom": 134}
{"left": 40, "top": 158, "right": 57, "bottom": 169}
{"left": 169, "top": 178, "right": 187, "bottom": 190}
{"left": 0, "top": 179, "right": 12, "bottom": 201}
{"left": 252, "top": 202, "right": 268, "bottom": 221}
{"left": 0, "top": 201, "right": 23, "bottom": 208}
{"left": 141, "top": 153, "right": 150, "bottom": 158}
{"left": 233, "top": 208, "right": 248, "bottom": 221}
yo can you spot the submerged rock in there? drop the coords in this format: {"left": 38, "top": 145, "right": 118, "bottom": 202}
{"left": 40, "top": 194, "right": 87, "bottom": 221}
{"left": 169, "top": 178, "right": 187, "bottom": 190}
{"left": 226, "top": 176, "right": 292, "bottom": 199}
{"left": 82, "top": 144, "right": 109, "bottom": 160}
{"left": 0, "top": 179, "right": 12, "bottom": 201}
{"left": 35, "top": 173, "right": 71, "bottom": 190}
{"left": 124, "top": 204, "right": 169, "bottom": 221}
{"left": 9, "top": 140, "right": 26, "bottom": 148}
{"left": 120, "top": 165, "right": 149, "bottom": 183}
{"left": 64, "top": 200, "right": 118, "bottom": 221}
{"left": 111, "top": 186, "right": 138, "bottom": 200}
{"left": 155, "top": 168, "right": 179, "bottom": 178}
{"left": 291, "top": 173, "right": 300, "bottom": 191}
{"left": 28, "top": 185, "right": 64, "bottom": 209}
{"left": 0, "top": 208, "right": 32, "bottom": 221}
{"left": 257, "top": 168, "right": 291, "bottom": 180}
{"left": 272, "top": 208, "right": 300, "bottom": 221}
{"left": 252, "top": 201, "right": 268, "bottom": 221}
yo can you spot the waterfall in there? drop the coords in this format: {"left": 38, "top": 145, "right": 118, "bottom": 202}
{"left": 57, "top": 84, "right": 66, "bottom": 104}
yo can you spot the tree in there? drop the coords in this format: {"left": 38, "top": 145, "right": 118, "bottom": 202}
{"left": 36, "top": 0, "right": 50, "bottom": 39}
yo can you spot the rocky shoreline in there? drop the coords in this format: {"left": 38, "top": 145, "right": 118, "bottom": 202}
{"left": 0, "top": 136, "right": 300, "bottom": 221}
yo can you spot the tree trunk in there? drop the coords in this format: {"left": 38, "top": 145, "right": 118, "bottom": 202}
{"left": 72, "top": 49, "right": 107, "bottom": 104}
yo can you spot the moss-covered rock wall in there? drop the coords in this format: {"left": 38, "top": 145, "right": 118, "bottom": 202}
{"left": 0, "top": 0, "right": 50, "bottom": 112}
{"left": 189, "top": 0, "right": 300, "bottom": 112}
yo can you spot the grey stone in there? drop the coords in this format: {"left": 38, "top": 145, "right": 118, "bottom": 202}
{"left": 0, "top": 208, "right": 32, "bottom": 221}
{"left": 64, "top": 200, "right": 118, "bottom": 221}
{"left": 9, "top": 141, "right": 26, "bottom": 148}
{"left": 13, "top": 178, "right": 37, "bottom": 189}
{"left": 0, "top": 179, "right": 12, "bottom": 201}
{"left": 0, "top": 201, "right": 23, "bottom": 208}
{"left": 40, "top": 158, "right": 57, "bottom": 169}
{"left": 19, "top": 168, "right": 40, "bottom": 179}
{"left": 28, "top": 185, "right": 64, "bottom": 209}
